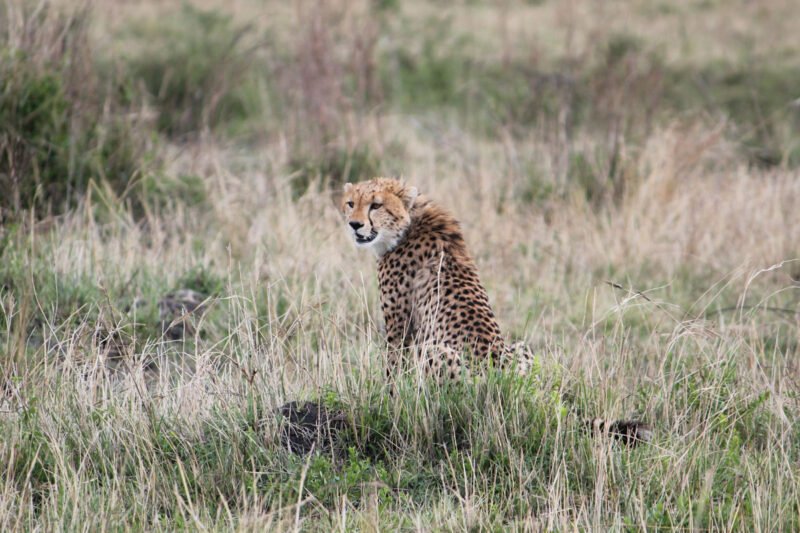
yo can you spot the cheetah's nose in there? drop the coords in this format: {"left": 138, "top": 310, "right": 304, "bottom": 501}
{"left": 349, "top": 221, "right": 364, "bottom": 230}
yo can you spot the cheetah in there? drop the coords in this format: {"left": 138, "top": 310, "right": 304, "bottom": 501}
{"left": 341, "top": 177, "right": 650, "bottom": 444}
{"left": 341, "top": 177, "right": 528, "bottom": 379}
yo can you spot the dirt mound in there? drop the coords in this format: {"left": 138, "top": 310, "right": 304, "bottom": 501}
{"left": 278, "top": 400, "right": 349, "bottom": 455}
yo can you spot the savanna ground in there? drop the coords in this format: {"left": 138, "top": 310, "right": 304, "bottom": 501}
{"left": 1, "top": 0, "right": 800, "bottom": 530}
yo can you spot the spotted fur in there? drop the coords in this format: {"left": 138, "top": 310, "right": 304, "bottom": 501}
{"left": 341, "top": 177, "right": 649, "bottom": 444}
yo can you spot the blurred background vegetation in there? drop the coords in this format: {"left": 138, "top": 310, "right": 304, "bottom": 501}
{"left": 2, "top": 0, "right": 799, "bottom": 220}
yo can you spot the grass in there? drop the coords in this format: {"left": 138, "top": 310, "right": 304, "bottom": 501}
{"left": 120, "top": 4, "right": 263, "bottom": 138}
{"left": 0, "top": 2, "right": 155, "bottom": 220}
{"left": 1, "top": 0, "right": 800, "bottom": 530}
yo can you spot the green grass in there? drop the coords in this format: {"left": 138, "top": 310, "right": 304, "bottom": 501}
{"left": 1, "top": 321, "right": 796, "bottom": 529}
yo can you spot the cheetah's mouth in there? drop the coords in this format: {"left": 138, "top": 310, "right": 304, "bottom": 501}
{"left": 354, "top": 231, "right": 378, "bottom": 245}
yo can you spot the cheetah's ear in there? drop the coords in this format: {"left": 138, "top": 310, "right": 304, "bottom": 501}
{"left": 404, "top": 186, "right": 418, "bottom": 207}
{"left": 343, "top": 183, "right": 353, "bottom": 194}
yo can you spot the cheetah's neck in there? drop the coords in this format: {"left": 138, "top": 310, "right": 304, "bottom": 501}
{"left": 378, "top": 197, "right": 472, "bottom": 265}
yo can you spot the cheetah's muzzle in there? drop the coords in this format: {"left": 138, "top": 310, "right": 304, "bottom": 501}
{"left": 354, "top": 231, "right": 378, "bottom": 244}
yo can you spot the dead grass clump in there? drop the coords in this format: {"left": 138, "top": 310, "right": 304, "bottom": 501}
{"left": 576, "top": 122, "right": 800, "bottom": 274}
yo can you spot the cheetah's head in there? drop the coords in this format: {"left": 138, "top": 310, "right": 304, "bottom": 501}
{"left": 341, "top": 177, "right": 418, "bottom": 257}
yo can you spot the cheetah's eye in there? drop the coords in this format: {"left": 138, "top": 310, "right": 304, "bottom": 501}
{"left": 346, "top": 201, "right": 354, "bottom": 208}
{"left": 370, "top": 203, "right": 382, "bottom": 210}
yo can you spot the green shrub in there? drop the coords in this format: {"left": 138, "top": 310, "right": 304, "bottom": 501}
{"left": 0, "top": 3, "right": 151, "bottom": 220}
{"left": 0, "top": 67, "right": 70, "bottom": 217}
